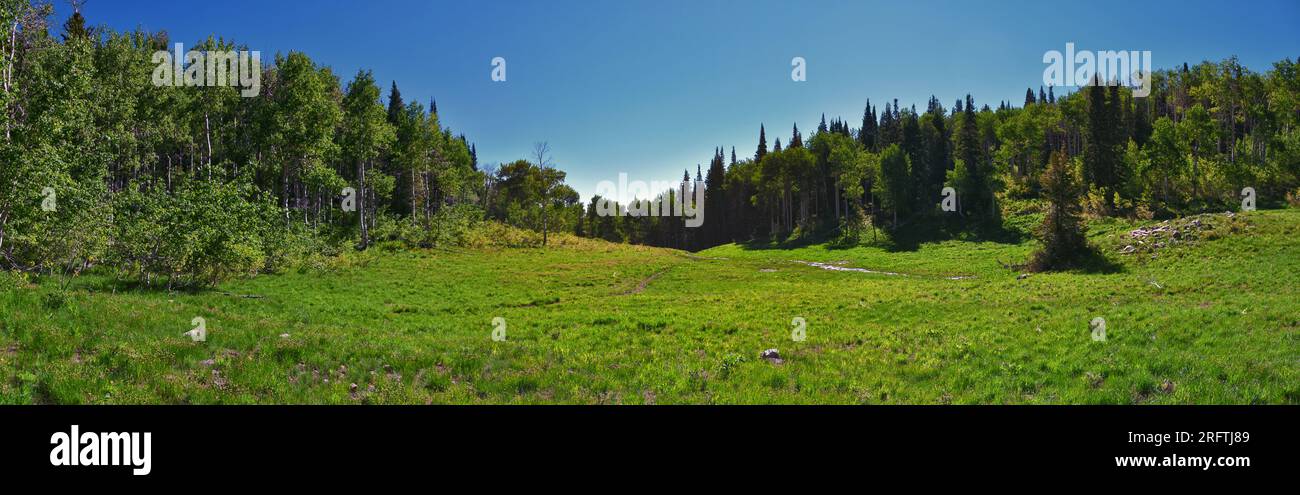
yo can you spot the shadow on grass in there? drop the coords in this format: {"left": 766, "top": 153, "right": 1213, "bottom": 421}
{"left": 1026, "top": 245, "right": 1126, "bottom": 275}
{"left": 54, "top": 271, "right": 219, "bottom": 296}
{"left": 741, "top": 216, "right": 1026, "bottom": 251}
{"left": 732, "top": 215, "right": 1030, "bottom": 253}
{"left": 1069, "top": 246, "right": 1126, "bottom": 274}
{"left": 878, "top": 215, "right": 1027, "bottom": 252}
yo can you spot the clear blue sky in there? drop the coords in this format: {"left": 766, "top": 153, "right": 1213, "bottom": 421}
{"left": 67, "top": 0, "right": 1299, "bottom": 202}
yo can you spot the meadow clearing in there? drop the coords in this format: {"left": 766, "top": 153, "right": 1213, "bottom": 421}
{"left": 1, "top": 209, "right": 1297, "bottom": 404}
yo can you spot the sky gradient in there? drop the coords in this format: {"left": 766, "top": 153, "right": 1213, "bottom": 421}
{"left": 66, "top": 0, "right": 1300, "bottom": 201}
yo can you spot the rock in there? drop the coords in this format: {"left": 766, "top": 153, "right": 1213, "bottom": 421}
{"left": 279, "top": 333, "right": 290, "bottom": 338}
{"left": 200, "top": 358, "right": 216, "bottom": 367}
{"left": 760, "top": 348, "right": 783, "bottom": 364}
{"left": 1017, "top": 273, "right": 1030, "bottom": 280}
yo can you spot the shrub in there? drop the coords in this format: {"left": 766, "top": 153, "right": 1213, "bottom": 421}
{"left": 109, "top": 178, "right": 287, "bottom": 288}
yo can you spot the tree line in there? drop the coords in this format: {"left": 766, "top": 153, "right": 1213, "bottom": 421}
{"left": 2, "top": 3, "right": 1297, "bottom": 287}
{"left": 579, "top": 57, "right": 1300, "bottom": 257}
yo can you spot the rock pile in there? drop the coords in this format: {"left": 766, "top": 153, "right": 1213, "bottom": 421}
{"left": 1118, "top": 213, "right": 1233, "bottom": 255}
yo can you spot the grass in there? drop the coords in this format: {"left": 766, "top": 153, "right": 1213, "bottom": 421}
{"left": 2, "top": 209, "right": 1297, "bottom": 404}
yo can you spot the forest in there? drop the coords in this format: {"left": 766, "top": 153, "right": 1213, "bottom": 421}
{"left": 2, "top": 2, "right": 1298, "bottom": 288}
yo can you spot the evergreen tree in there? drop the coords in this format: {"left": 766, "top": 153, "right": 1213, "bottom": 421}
{"left": 879, "top": 101, "right": 896, "bottom": 147}
{"left": 859, "top": 100, "right": 878, "bottom": 150}
{"left": 955, "top": 94, "right": 990, "bottom": 216}
{"left": 901, "top": 109, "right": 925, "bottom": 207}
{"left": 1083, "top": 76, "right": 1123, "bottom": 211}
{"left": 705, "top": 147, "right": 728, "bottom": 245}
{"left": 790, "top": 123, "right": 803, "bottom": 148}
{"left": 61, "top": 1, "right": 88, "bottom": 41}
{"left": 755, "top": 124, "right": 768, "bottom": 161}
{"left": 1025, "top": 88, "right": 1037, "bottom": 106}
{"left": 1031, "top": 149, "right": 1088, "bottom": 271}
{"left": 386, "top": 81, "right": 404, "bottom": 125}
{"left": 1133, "top": 96, "right": 1152, "bottom": 147}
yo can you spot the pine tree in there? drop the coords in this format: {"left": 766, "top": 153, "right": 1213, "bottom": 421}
{"left": 1133, "top": 96, "right": 1152, "bottom": 147}
{"left": 924, "top": 96, "right": 952, "bottom": 192}
{"left": 879, "top": 101, "right": 896, "bottom": 148}
{"left": 859, "top": 100, "right": 877, "bottom": 150}
{"left": 955, "top": 94, "right": 990, "bottom": 217}
{"left": 790, "top": 123, "right": 802, "bottom": 148}
{"left": 1083, "top": 76, "right": 1123, "bottom": 211}
{"left": 386, "top": 81, "right": 404, "bottom": 125}
{"left": 755, "top": 124, "right": 768, "bottom": 161}
{"left": 705, "top": 147, "right": 728, "bottom": 246}
{"left": 1025, "top": 88, "right": 1037, "bottom": 106}
{"left": 901, "top": 109, "right": 925, "bottom": 207}
{"left": 1031, "top": 149, "right": 1088, "bottom": 271}
{"left": 62, "top": 1, "right": 89, "bottom": 41}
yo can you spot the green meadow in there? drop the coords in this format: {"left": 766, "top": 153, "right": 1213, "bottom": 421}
{"left": 2, "top": 209, "right": 1297, "bottom": 404}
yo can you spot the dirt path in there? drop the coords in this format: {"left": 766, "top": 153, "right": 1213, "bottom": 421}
{"left": 624, "top": 267, "right": 669, "bottom": 295}
{"left": 792, "top": 260, "right": 974, "bottom": 280}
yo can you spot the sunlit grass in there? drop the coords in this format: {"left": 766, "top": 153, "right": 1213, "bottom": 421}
{"left": 2, "top": 210, "right": 1297, "bottom": 404}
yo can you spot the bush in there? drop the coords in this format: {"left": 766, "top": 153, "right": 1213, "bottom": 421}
{"left": 109, "top": 178, "right": 288, "bottom": 288}
{"left": 464, "top": 221, "right": 544, "bottom": 248}
{"left": 373, "top": 204, "right": 485, "bottom": 248}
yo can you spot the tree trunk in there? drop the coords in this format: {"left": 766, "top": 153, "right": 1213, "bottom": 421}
{"left": 357, "top": 160, "right": 368, "bottom": 249}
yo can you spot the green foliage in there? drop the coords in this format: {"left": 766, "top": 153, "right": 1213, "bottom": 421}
{"left": 874, "top": 144, "right": 911, "bottom": 224}
{"left": 110, "top": 178, "right": 288, "bottom": 287}
{"left": 1030, "top": 151, "right": 1089, "bottom": 271}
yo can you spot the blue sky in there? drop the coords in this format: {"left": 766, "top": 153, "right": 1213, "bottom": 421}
{"left": 68, "top": 0, "right": 1299, "bottom": 202}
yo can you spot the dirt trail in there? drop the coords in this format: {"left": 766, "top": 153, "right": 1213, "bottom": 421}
{"left": 792, "top": 260, "right": 973, "bottom": 280}
{"left": 624, "top": 267, "right": 669, "bottom": 295}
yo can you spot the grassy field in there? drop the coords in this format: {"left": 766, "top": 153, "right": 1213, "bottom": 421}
{"left": 2, "top": 209, "right": 1297, "bottom": 404}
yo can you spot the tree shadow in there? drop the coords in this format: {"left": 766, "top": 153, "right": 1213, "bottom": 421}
{"left": 859, "top": 214, "right": 1028, "bottom": 252}
{"left": 731, "top": 229, "right": 832, "bottom": 251}
{"left": 63, "top": 272, "right": 218, "bottom": 296}
{"left": 1026, "top": 244, "right": 1126, "bottom": 275}
{"left": 1069, "top": 246, "right": 1126, "bottom": 274}
{"left": 731, "top": 215, "right": 1030, "bottom": 253}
